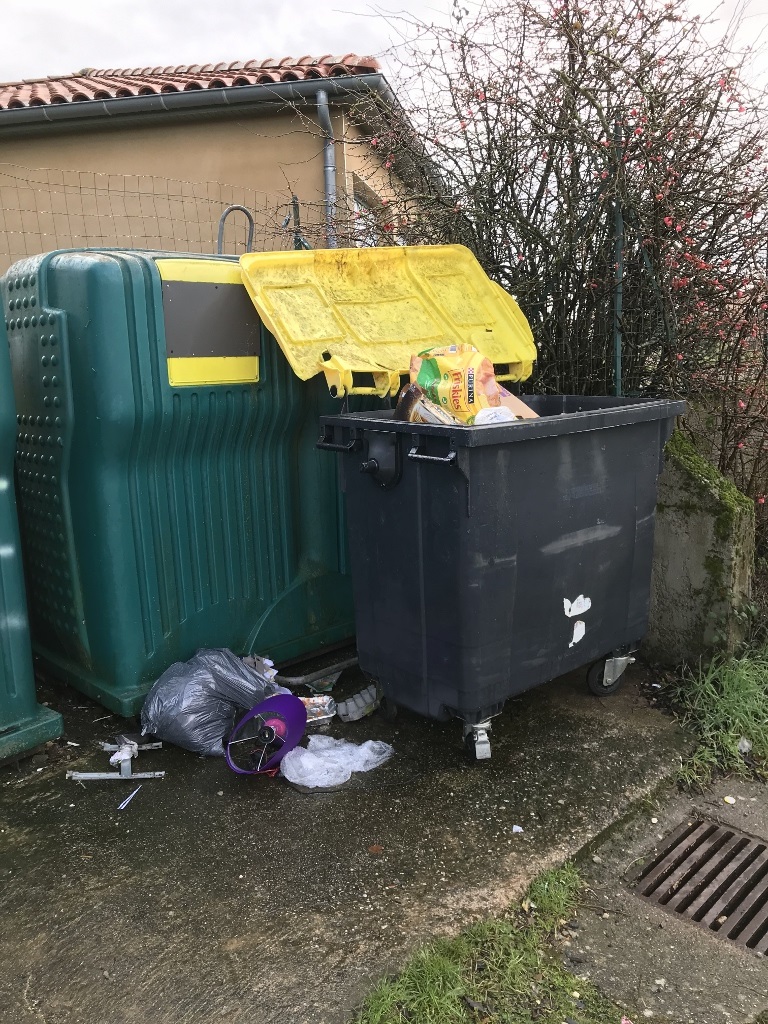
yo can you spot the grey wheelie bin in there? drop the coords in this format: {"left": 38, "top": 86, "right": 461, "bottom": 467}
{"left": 318, "top": 394, "right": 685, "bottom": 758}
{"left": 0, "top": 315, "right": 62, "bottom": 758}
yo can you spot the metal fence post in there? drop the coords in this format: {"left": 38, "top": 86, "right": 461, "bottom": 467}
{"left": 613, "top": 120, "right": 624, "bottom": 397}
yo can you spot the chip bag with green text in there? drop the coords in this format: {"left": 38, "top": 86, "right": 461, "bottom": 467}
{"left": 410, "top": 344, "right": 501, "bottom": 424}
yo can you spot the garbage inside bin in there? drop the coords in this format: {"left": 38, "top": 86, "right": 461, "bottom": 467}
{"left": 394, "top": 346, "right": 540, "bottom": 426}
{"left": 140, "top": 649, "right": 288, "bottom": 756}
{"left": 410, "top": 343, "right": 502, "bottom": 424}
{"left": 394, "top": 382, "right": 460, "bottom": 425}
{"left": 318, "top": 394, "right": 685, "bottom": 759}
{"left": 474, "top": 406, "right": 518, "bottom": 425}
{"left": 497, "top": 388, "right": 539, "bottom": 420}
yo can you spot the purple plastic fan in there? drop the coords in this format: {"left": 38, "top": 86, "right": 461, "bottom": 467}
{"left": 225, "top": 694, "right": 307, "bottom": 775}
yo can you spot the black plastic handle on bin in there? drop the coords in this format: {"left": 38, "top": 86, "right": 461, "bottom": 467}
{"left": 316, "top": 432, "right": 361, "bottom": 453}
{"left": 407, "top": 444, "right": 457, "bottom": 465}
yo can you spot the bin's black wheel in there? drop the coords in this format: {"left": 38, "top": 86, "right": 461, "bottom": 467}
{"left": 586, "top": 659, "right": 623, "bottom": 697}
{"left": 464, "top": 729, "right": 492, "bottom": 762}
{"left": 379, "top": 696, "right": 398, "bottom": 721}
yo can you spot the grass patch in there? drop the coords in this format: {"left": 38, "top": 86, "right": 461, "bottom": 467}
{"left": 354, "top": 865, "right": 626, "bottom": 1024}
{"left": 671, "top": 644, "right": 768, "bottom": 787}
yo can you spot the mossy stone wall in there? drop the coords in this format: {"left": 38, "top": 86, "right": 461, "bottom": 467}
{"left": 644, "top": 432, "right": 755, "bottom": 664}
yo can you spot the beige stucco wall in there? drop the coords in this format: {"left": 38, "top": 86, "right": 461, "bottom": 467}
{"left": 0, "top": 106, "right": 373, "bottom": 272}
{"left": 340, "top": 118, "right": 421, "bottom": 244}
{"left": 342, "top": 118, "right": 398, "bottom": 200}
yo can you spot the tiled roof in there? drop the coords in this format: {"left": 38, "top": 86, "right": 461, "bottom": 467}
{"left": 0, "top": 54, "right": 380, "bottom": 110}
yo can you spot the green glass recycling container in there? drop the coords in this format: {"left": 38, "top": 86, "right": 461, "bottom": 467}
{"left": 2, "top": 250, "right": 356, "bottom": 716}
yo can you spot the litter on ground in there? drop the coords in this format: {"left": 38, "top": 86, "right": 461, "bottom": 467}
{"left": 280, "top": 735, "right": 394, "bottom": 789}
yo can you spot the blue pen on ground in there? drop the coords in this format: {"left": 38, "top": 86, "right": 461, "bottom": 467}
{"left": 117, "top": 785, "right": 142, "bottom": 811}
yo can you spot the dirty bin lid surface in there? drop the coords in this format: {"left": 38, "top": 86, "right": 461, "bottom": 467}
{"left": 239, "top": 245, "right": 536, "bottom": 387}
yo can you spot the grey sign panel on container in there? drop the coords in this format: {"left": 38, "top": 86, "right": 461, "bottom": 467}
{"left": 162, "top": 280, "right": 261, "bottom": 359}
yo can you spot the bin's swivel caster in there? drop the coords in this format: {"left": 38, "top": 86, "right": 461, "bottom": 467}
{"left": 463, "top": 721, "right": 492, "bottom": 761}
{"left": 587, "top": 652, "right": 636, "bottom": 696}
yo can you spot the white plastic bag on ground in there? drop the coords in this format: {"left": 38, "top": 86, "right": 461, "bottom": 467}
{"left": 280, "top": 734, "right": 394, "bottom": 789}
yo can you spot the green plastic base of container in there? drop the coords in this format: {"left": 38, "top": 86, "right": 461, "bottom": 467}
{"left": 34, "top": 645, "right": 149, "bottom": 718}
{"left": 34, "top": 619, "right": 356, "bottom": 718}
{"left": 0, "top": 704, "right": 63, "bottom": 760}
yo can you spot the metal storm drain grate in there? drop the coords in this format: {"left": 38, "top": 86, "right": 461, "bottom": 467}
{"left": 634, "top": 818, "right": 768, "bottom": 953}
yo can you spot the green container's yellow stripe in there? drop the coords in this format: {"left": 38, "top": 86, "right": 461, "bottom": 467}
{"left": 167, "top": 355, "right": 260, "bottom": 387}
{"left": 156, "top": 258, "right": 260, "bottom": 387}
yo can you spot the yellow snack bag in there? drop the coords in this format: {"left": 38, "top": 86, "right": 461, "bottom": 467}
{"left": 410, "top": 344, "right": 500, "bottom": 424}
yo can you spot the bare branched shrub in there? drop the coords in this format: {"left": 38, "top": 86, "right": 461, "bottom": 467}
{"left": 351, "top": 0, "right": 768, "bottom": 537}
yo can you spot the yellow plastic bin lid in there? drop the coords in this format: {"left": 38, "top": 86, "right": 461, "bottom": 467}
{"left": 239, "top": 245, "right": 536, "bottom": 397}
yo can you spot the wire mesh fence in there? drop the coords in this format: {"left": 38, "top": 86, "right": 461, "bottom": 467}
{"left": 0, "top": 163, "right": 343, "bottom": 272}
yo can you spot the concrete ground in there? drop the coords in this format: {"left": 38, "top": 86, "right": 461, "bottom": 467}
{"left": 567, "top": 776, "right": 768, "bottom": 1024}
{"left": 0, "top": 665, "right": 687, "bottom": 1024}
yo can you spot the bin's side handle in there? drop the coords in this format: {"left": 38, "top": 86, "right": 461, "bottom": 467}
{"left": 316, "top": 432, "right": 361, "bottom": 453}
{"left": 408, "top": 444, "right": 457, "bottom": 465}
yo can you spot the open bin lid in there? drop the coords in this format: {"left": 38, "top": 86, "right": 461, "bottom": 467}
{"left": 239, "top": 245, "right": 536, "bottom": 397}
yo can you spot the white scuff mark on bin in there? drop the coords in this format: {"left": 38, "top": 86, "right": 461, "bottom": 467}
{"left": 541, "top": 524, "right": 621, "bottom": 555}
{"left": 569, "top": 620, "right": 586, "bottom": 647}
{"left": 563, "top": 594, "right": 591, "bottom": 617}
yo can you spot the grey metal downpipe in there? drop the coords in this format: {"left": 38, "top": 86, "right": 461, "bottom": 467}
{"left": 315, "top": 88, "right": 337, "bottom": 248}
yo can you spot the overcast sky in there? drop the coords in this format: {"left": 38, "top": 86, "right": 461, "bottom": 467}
{"left": 0, "top": 0, "right": 765, "bottom": 85}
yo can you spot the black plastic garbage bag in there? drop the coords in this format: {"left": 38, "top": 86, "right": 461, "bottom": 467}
{"left": 141, "top": 648, "right": 285, "bottom": 756}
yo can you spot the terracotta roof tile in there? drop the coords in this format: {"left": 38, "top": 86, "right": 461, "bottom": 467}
{"left": 0, "top": 54, "right": 380, "bottom": 110}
